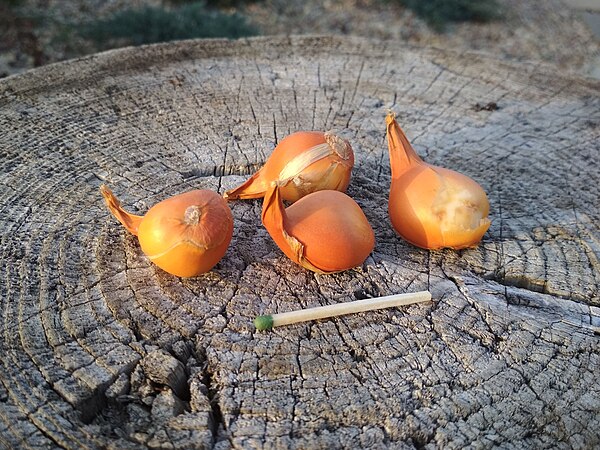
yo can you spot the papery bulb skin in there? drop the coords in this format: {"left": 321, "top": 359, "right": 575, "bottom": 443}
{"left": 225, "top": 131, "right": 354, "bottom": 203}
{"left": 386, "top": 113, "right": 491, "bottom": 250}
{"left": 261, "top": 185, "right": 375, "bottom": 273}
{"left": 138, "top": 191, "right": 233, "bottom": 277}
{"left": 101, "top": 186, "right": 233, "bottom": 277}
{"left": 388, "top": 165, "right": 491, "bottom": 249}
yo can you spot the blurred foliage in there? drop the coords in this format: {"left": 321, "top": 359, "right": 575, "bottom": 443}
{"left": 80, "top": 2, "right": 258, "bottom": 49}
{"left": 401, "top": 0, "right": 502, "bottom": 31}
{"left": 0, "top": 0, "right": 24, "bottom": 6}
{"left": 169, "top": 0, "right": 261, "bottom": 6}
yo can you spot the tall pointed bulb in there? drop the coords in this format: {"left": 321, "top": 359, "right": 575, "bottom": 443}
{"left": 224, "top": 130, "right": 354, "bottom": 203}
{"left": 386, "top": 113, "right": 491, "bottom": 250}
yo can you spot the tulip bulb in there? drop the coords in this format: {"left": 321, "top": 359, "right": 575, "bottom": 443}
{"left": 101, "top": 185, "right": 233, "bottom": 277}
{"left": 224, "top": 130, "right": 354, "bottom": 203}
{"left": 386, "top": 113, "right": 491, "bottom": 250}
{"left": 261, "top": 184, "right": 375, "bottom": 273}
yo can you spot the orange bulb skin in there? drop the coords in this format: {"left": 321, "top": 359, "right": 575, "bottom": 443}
{"left": 286, "top": 191, "right": 374, "bottom": 272}
{"left": 269, "top": 132, "right": 354, "bottom": 202}
{"left": 385, "top": 113, "right": 490, "bottom": 250}
{"left": 262, "top": 187, "right": 375, "bottom": 273}
{"left": 225, "top": 131, "right": 354, "bottom": 202}
{"left": 263, "top": 132, "right": 330, "bottom": 184}
{"left": 389, "top": 166, "right": 490, "bottom": 250}
{"left": 136, "top": 190, "right": 233, "bottom": 277}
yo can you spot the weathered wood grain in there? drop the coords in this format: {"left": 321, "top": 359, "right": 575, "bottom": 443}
{"left": 0, "top": 36, "right": 599, "bottom": 449}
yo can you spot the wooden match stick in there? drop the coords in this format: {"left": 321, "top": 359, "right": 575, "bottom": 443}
{"left": 254, "top": 290, "right": 432, "bottom": 330}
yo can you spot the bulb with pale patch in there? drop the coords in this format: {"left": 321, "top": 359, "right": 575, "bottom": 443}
{"left": 386, "top": 113, "right": 490, "bottom": 250}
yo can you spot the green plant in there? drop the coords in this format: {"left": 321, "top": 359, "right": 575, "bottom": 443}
{"left": 401, "top": 0, "right": 502, "bottom": 31}
{"left": 80, "top": 2, "right": 258, "bottom": 49}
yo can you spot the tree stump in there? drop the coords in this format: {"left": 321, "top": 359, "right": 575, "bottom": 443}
{"left": 0, "top": 36, "right": 599, "bottom": 449}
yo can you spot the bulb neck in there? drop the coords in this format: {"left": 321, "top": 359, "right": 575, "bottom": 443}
{"left": 324, "top": 132, "right": 352, "bottom": 161}
{"left": 386, "top": 113, "right": 424, "bottom": 178}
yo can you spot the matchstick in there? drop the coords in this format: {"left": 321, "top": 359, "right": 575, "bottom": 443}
{"left": 254, "top": 290, "right": 432, "bottom": 330}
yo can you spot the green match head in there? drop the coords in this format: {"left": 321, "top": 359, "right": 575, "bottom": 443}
{"left": 254, "top": 315, "right": 274, "bottom": 331}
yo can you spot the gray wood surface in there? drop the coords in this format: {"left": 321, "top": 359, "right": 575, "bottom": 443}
{"left": 0, "top": 36, "right": 599, "bottom": 449}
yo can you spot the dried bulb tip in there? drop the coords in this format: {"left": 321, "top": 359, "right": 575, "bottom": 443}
{"left": 100, "top": 184, "right": 121, "bottom": 210}
{"left": 100, "top": 184, "right": 113, "bottom": 200}
{"left": 324, "top": 131, "right": 351, "bottom": 160}
{"left": 385, "top": 111, "right": 397, "bottom": 125}
{"left": 184, "top": 205, "right": 202, "bottom": 225}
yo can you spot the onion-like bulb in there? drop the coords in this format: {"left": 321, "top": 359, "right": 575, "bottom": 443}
{"left": 386, "top": 113, "right": 491, "bottom": 250}
{"left": 261, "top": 184, "right": 375, "bottom": 273}
{"left": 224, "top": 130, "right": 354, "bottom": 203}
{"left": 100, "top": 185, "right": 233, "bottom": 277}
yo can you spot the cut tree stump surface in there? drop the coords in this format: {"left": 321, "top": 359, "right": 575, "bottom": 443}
{"left": 0, "top": 36, "right": 599, "bottom": 449}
